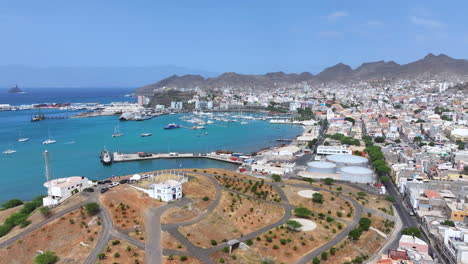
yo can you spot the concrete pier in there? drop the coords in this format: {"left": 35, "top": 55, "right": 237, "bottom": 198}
{"left": 111, "top": 152, "right": 243, "bottom": 165}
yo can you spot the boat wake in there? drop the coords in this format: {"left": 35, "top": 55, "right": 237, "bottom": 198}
{"left": 64, "top": 141, "right": 76, "bottom": 144}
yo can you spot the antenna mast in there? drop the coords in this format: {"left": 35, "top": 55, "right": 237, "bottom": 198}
{"left": 44, "top": 150, "right": 51, "bottom": 182}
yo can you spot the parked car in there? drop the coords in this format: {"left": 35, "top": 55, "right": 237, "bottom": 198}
{"left": 104, "top": 180, "right": 112, "bottom": 184}
{"left": 97, "top": 181, "right": 105, "bottom": 185}
{"left": 119, "top": 179, "right": 129, "bottom": 184}
{"left": 83, "top": 187, "right": 94, "bottom": 192}
{"left": 100, "top": 187, "right": 109, "bottom": 193}
{"left": 109, "top": 182, "right": 120, "bottom": 188}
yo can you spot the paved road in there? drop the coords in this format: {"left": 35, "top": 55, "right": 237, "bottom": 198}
{"left": 146, "top": 205, "right": 170, "bottom": 264}
{"left": 83, "top": 199, "right": 113, "bottom": 264}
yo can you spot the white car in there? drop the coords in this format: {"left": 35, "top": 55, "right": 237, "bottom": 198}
{"left": 109, "top": 182, "right": 120, "bottom": 188}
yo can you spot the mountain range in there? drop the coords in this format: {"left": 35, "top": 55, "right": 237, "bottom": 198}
{"left": 136, "top": 53, "right": 468, "bottom": 95}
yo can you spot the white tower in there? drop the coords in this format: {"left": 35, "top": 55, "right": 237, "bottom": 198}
{"left": 44, "top": 150, "right": 51, "bottom": 182}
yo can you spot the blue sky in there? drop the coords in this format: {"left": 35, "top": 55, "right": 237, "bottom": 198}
{"left": 1, "top": 0, "right": 467, "bottom": 74}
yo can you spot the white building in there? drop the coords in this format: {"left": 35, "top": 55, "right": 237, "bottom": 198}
{"left": 317, "top": 145, "right": 352, "bottom": 155}
{"left": 43, "top": 176, "right": 93, "bottom": 207}
{"left": 251, "top": 160, "right": 295, "bottom": 175}
{"left": 272, "top": 145, "right": 302, "bottom": 156}
{"left": 145, "top": 180, "right": 182, "bottom": 201}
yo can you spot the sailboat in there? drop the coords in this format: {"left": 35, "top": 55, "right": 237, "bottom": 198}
{"left": 112, "top": 125, "right": 123, "bottom": 138}
{"left": 3, "top": 144, "right": 16, "bottom": 154}
{"left": 42, "top": 129, "right": 57, "bottom": 145}
{"left": 17, "top": 131, "right": 29, "bottom": 142}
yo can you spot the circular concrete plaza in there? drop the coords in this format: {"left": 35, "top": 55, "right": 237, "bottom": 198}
{"left": 291, "top": 218, "right": 317, "bottom": 231}
{"left": 297, "top": 190, "right": 318, "bottom": 198}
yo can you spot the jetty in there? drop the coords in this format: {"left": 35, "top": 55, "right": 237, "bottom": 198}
{"left": 110, "top": 152, "right": 243, "bottom": 165}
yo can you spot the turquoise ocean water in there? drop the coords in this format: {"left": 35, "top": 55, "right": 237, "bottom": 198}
{"left": 0, "top": 88, "right": 302, "bottom": 203}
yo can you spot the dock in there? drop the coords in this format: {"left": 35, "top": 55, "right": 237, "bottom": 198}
{"left": 111, "top": 152, "right": 243, "bottom": 165}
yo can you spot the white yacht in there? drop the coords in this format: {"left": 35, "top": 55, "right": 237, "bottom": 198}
{"left": 43, "top": 139, "right": 57, "bottom": 145}
{"left": 141, "top": 133, "right": 152, "bottom": 137}
{"left": 3, "top": 149, "right": 16, "bottom": 154}
{"left": 18, "top": 137, "right": 29, "bottom": 142}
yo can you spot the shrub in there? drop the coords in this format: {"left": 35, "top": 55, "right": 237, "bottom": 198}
{"left": 321, "top": 251, "right": 328, "bottom": 260}
{"left": 323, "top": 178, "right": 334, "bottom": 185}
{"left": 358, "top": 217, "right": 371, "bottom": 231}
{"left": 312, "top": 193, "right": 324, "bottom": 204}
{"left": 202, "top": 196, "right": 209, "bottom": 201}
{"left": 34, "top": 251, "right": 59, "bottom": 264}
{"left": 211, "top": 240, "right": 218, "bottom": 246}
{"left": 84, "top": 202, "right": 100, "bottom": 216}
{"left": 180, "top": 256, "right": 188, "bottom": 261}
{"left": 2, "top": 199, "right": 23, "bottom": 210}
{"left": 286, "top": 220, "right": 302, "bottom": 230}
{"left": 312, "top": 257, "right": 320, "bottom": 264}
{"left": 112, "top": 240, "right": 120, "bottom": 245}
{"left": 271, "top": 174, "right": 281, "bottom": 182}
{"left": 246, "top": 239, "right": 253, "bottom": 246}
{"left": 348, "top": 228, "right": 362, "bottom": 240}
{"left": 294, "top": 207, "right": 313, "bottom": 218}
{"left": 39, "top": 207, "right": 51, "bottom": 217}
{"left": 97, "top": 253, "right": 106, "bottom": 260}
{"left": 272, "top": 244, "right": 279, "bottom": 249}
{"left": 114, "top": 252, "right": 120, "bottom": 258}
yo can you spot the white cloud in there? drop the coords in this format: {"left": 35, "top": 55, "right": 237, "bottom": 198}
{"left": 409, "top": 16, "right": 444, "bottom": 29}
{"left": 319, "top": 31, "right": 341, "bottom": 37}
{"left": 326, "top": 11, "right": 348, "bottom": 21}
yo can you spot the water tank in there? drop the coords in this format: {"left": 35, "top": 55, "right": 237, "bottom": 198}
{"left": 326, "top": 154, "right": 368, "bottom": 167}
{"left": 306, "top": 161, "right": 337, "bottom": 174}
{"left": 340, "top": 166, "right": 374, "bottom": 184}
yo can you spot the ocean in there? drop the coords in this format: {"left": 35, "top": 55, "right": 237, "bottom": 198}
{"left": 0, "top": 88, "right": 302, "bottom": 204}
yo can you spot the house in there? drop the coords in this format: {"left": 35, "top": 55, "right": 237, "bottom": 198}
{"left": 143, "top": 180, "right": 183, "bottom": 202}
{"left": 43, "top": 176, "right": 93, "bottom": 207}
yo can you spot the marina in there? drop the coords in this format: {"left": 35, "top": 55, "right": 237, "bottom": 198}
{"left": 111, "top": 152, "right": 243, "bottom": 164}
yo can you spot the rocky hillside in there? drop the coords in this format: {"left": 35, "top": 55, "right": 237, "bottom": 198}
{"left": 136, "top": 53, "right": 468, "bottom": 95}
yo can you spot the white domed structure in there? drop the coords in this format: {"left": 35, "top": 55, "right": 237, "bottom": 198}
{"left": 306, "top": 161, "right": 337, "bottom": 174}
{"left": 340, "top": 166, "right": 374, "bottom": 184}
{"left": 326, "top": 154, "right": 368, "bottom": 168}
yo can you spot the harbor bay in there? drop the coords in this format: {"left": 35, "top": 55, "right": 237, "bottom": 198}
{"left": 0, "top": 104, "right": 302, "bottom": 204}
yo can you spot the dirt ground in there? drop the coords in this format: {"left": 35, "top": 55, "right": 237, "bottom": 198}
{"left": 0, "top": 208, "right": 101, "bottom": 264}
{"left": 214, "top": 175, "right": 281, "bottom": 202}
{"left": 323, "top": 229, "right": 385, "bottom": 263}
{"left": 212, "top": 221, "right": 339, "bottom": 264}
{"left": 0, "top": 204, "right": 23, "bottom": 223}
{"left": 0, "top": 193, "right": 88, "bottom": 243}
{"left": 163, "top": 255, "right": 204, "bottom": 264}
{"left": 162, "top": 231, "right": 187, "bottom": 251}
{"left": 161, "top": 174, "right": 216, "bottom": 224}
{"left": 282, "top": 185, "right": 354, "bottom": 220}
{"left": 367, "top": 213, "right": 396, "bottom": 235}
{"left": 100, "top": 184, "right": 162, "bottom": 240}
{"left": 97, "top": 240, "right": 145, "bottom": 264}
{"left": 179, "top": 190, "right": 285, "bottom": 248}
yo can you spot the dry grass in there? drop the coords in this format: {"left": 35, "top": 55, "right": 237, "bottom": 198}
{"left": 0, "top": 205, "right": 24, "bottom": 223}
{"left": 179, "top": 190, "right": 285, "bottom": 248}
{"left": 0, "top": 208, "right": 101, "bottom": 264}
{"left": 163, "top": 255, "right": 204, "bottom": 264}
{"left": 214, "top": 175, "right": 281, "bottom": 202}
{"left": 162, "top": 231, "right": 186, "bottom": 251}
{"left": 282, "top": 185, "right": 354, "bottom": 220}
{"left": 161, "top": 174, "right": 216, "bottom": 224}
{"left": 323, "top": 230, "right": 384, "bottom": 263}
{"left": 97, "top": 240, "right": 145, "bottom": 264}
{"left": 100, "top": 184, "right": 162, "bottom": 240}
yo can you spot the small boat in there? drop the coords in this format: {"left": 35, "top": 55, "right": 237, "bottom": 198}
{"left": 164, "top": 123, "right": 181, "bottom": 129}
{"left": 18, "top": 137, "right": 29, "bottom": 142}
{"left": 191, "top": 126, "right": 205, "bottom": 130}
{"left": 3, "top": 149, "right": 16, "bottom": 154}
{"left": 43, "top": 139, "right": 56, "bottom": 145}
{"left": 141, "top": 133, "right": 152, "bottom": 137}
{"left": 112, "top": 125, "right": 123, "bottom": 138}
{"left": 240, "top": 121, "right": 248, "bottom": 125}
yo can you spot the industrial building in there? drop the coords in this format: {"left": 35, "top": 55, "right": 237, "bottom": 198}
{"left": 339, "top": 166, "right": 374, "bottom": 184}
{"left": 306, "top": 161, "right": 337, "bottom": 174}
{"left": 326, "top": 154, "right": 368, "bottom": 167}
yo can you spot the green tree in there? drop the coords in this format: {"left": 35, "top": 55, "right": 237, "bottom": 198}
{"left": 348, "top": 228, "right": 362, "bottom": 240}
{"left": 312, "top": 193, "right": 324, "bottom": 204}
{"left": 402, "top": 227, "right": 421, "bottom": 238}
{"left": 84, "top": 202, "right": 100, "bottom": 216}
{"left": 271, "top": 174, "right": 282, "bottom": 182}
{"left": 34, "top": 251, "right": 59, "bottom": 264}
{"left": 294, "top": 207, "right": 313, "bottom": 218}
{"left": 312, "top": 257, "right": 320, "bottom": 264}
{"left": 286, "top": 220, "right": 303, "bottom": 231}
{"left": 39, "top": 207, "right": 51, "bottom": 217}
{"left": 323, "top": 178, "right": 334, "bottom": 185}
{"left": 358, "top": 217, "right": 372, "bottom": 231}
{"left": 321, "top": 251, "right": 328, "bottom": 260}
{"left": 380, "top": 176, "right": 390, "bottom": 182}
{"left": 441, "top": 220, "right": 455, "bottom": 227}
{"left": 374, "top": 136, "right": 385, "bottom": 143}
